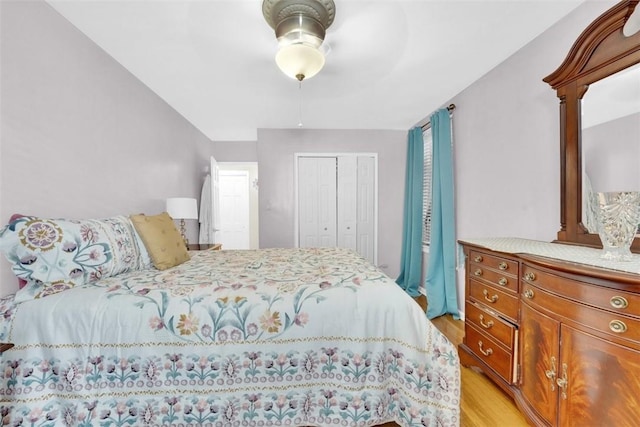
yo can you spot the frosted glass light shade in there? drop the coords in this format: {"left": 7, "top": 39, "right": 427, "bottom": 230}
{"left": 166, "top": 197, "right": 198, "bottom": 220}
{"left": 275, "top": 43, "right": 325, "bottom": 81}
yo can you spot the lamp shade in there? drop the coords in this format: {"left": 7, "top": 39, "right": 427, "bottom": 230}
{"left": 166, "top": 197, "right": 198, "bottom": 220}
{"left": 275, "top": 43, "right": 325, "bottom": 81}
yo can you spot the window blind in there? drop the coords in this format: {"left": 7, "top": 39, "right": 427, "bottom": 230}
{"left": 422, "top": 127, "right": 433, "bottom": 246}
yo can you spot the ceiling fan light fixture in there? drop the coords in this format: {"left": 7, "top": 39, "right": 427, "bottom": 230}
{"left": 275, "top": 43, "right": 325, "bottom": 81}
{"left": 276, "top": 14, "right": 325, "bottom": 48}
{"left": 263, "top": 0, "right": 335, "bottom": 81}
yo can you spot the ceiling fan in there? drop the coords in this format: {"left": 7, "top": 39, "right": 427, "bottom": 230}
{"left": 262, "top": 0, "right": 336, "bottom": 81}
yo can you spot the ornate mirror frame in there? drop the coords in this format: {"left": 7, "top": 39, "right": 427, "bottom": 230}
{"left": 544, "top": 0, "right": 640, "bottom": 252}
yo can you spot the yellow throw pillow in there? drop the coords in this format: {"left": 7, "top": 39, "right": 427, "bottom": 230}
{"left": 130, "top": 212, "right": 190, "bottom": 270}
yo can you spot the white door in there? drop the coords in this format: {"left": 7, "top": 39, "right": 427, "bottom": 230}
{"left": 218, "top": 171, "right": 250, "bottom": 249}
{"left": 199, "top": 156, "right": 221, "bottom": 244}
{"left": 337, "top": 156, "right": 357, "bottom": 250}
{"left": 296, "top": 154, "right": 377, "bottom": 264}
{"left": 298, "top": 157, "right": 337, "bottom": 247}
{"left": 210, "top": 156, "right": 221, "bottom": 241}
{"left": 356, "top": 156, "right": 376, "bottom": 264}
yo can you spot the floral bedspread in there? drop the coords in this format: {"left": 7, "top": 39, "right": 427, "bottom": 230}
{"left": 0, "top": 247, "right": 460, "bottom": 426}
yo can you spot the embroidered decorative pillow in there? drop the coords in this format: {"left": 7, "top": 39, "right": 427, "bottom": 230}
{"left": 130, "top": 212, "right": 190, "bottom": 270}
{"left": 0, "top": 215, "right": 150, "bottom": 302}
{"left": 6, "top": 213, "right": 28, "bottom": 289}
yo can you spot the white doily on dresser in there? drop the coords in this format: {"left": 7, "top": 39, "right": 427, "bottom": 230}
{"left": 461, "top": 237, "right": 640, "bottom": 275}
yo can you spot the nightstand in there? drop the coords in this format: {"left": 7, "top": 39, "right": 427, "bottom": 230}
{"left": 187, "top": 243, "right": 222, "bottom": 251}
{"left": 0, "top": 343, "right": 14, "bottom": 354}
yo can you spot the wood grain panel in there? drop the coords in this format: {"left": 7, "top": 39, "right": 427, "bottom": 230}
{"left": 465, "top": 301, "right": 515, "bottom": 349}
{"left": 559, "top": 324, "right": 640, "bottom": 427}
{"left": 468, "top": 264, "right": 519, "bottom": 293}
{"left": 465, "top": 323, "right": 514, "bottom": 383}
{"left": 519, "top": 301, "right": 560, "bottom": 426}
{"left": 522, "top": 264, "right": 640, "bottom": 318}
{"left": 469, "top": 279, "right": 519, "bottom": 322}
{"left": 522, "top": 282, "right": 640, "bottom": 348}
{"left": 469, "top": 250, "right": 519, "bottom": 277}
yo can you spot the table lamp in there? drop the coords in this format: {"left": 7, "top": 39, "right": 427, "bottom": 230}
{"left": 166, "top": 197, "right": 198, "bottom": 245}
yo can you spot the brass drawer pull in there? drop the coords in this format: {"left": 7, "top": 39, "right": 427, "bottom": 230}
{"left": 498, "top": 261, "right": 508, "bottom": 271}
{"left": 474, "top": 268, "right": 483, "bottom": 277}
{"left": 498, "top": 277, "right": 508, "bottom": 287}
{"left": 524, "top": 289, "right": 535, "bottom": 299}
{"left": 545, "top": 357, "right": 557, "bottom": 392}
{"left": 483, "top": 289, "right": 498, "bottom": 303}
{"left": 479, "top": 314, "right": 494, "bottom": 329}
{"left": 610, "top": 296, "right": 629, "bottom": 309}
{"left": 609, "top": 319, "right": 627, "bottom": 334}
{"left": 556, "top": 363, "right": 568, "bottom": 400}
{"left": 474, "top": 255, "right": 483, "bottom": 263}
{"left": 524, "top": 272, "right": 536, "bottom": 281}
{"left": 478, "top": 341, "right": 493, "bottom": 357}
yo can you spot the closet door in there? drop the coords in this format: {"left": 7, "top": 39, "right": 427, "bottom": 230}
{"left": 337, "top": 156, "right": 358, "bottom": 251}
{"left": 297, "top": 155, "right": 376, "bottom": 264}
{"left": 298, "top": 157, "right": 337, "bottom": 247}
{"left": 356, "top": 156, "right": 375, "bottom": 264}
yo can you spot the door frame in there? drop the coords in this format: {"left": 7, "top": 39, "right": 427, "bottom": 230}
{"left": 293, "top": 152, "right": 378, "bottom": 265}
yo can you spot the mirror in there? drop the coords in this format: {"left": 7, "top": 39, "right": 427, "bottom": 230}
{"left": 544, "top": 0, "right": 640, "bottom": 252}
{"left": 581, "top": 63, "right": 640, "bottom": 233}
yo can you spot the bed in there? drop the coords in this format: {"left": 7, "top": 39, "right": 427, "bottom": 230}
{"left": 0, "top": 214, "right": 460, "bottom": 426}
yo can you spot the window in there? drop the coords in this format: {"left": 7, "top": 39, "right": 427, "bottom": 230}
{"left": 422, "top": 127, "right": 433, "bottom": 246}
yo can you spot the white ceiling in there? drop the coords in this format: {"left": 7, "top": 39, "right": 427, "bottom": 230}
{"left": 46, "top": 0, "right": 588, "bottom": 141}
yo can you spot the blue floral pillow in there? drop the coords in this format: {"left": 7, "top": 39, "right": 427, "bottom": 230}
{"left": 0, "top": 215, "right": 151, "bottom": 302}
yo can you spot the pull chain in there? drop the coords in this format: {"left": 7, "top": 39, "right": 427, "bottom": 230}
{"left": 298, "top": 80, "right": 303, "bottom": 128}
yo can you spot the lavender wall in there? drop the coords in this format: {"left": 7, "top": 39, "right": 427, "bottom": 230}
{"left": 195, "top": 133, "right": 405, "bottom": 277}
{"left": 0, "top": 0, "right": 210, "bottom": 295}
{"left": 449, "top": 0, "right": 618, "bottom": 313}
{"left": 201, "top": 141, "right": 259, "bottom": 164}
{"left": 583, "top": 112, "right": 640, "bottom": 192}
{"left": 256, "top": 129, "right": 406, "bottom": 279}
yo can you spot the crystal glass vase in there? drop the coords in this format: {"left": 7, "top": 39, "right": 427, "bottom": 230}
{"left": 592, "top": 191, "right": 640, "bottom": 261}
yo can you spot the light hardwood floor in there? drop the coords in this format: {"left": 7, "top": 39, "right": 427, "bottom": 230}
{"left": 429, "top": 314, "right": 529, "bottom": 427}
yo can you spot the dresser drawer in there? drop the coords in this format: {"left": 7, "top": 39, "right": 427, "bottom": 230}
{"left": 469, "top": 263, "right": 519, "bottom": 293}
{"left": 465, "top": 301, "right": 516, "bottom": 349}
{"left": 469, "top": 250, "right": 518, "bottom": 277}
{"left": 465, "top": 322, "right": 514, "bottom": 383}
{"left": 522, "top": 282, "right": 640, "bottom": 346}
{"left": 469, "top": 278, "right": 519, "bottom": 322}
{"left": 522, "top": 265, "right": 640, "bottom": 319}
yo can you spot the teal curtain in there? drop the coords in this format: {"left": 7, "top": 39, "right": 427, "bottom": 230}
{"left": 395, "top": 127, "right": 424, "bottom": 297}
{"left": 425, "top": 109, "right": 459, "bottom": 319}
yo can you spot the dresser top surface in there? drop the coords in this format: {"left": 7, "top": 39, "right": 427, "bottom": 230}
{"left": 460, "top": 237, "right": 640, "bottom": 277}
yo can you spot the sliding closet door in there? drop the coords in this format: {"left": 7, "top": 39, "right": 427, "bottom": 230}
{"left": 298, "top": 157, "right": 337, "bottom": 247}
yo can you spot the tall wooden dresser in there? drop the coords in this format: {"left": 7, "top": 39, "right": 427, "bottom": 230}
{"left": 458, "top": 238, "right": 640, "bottom": 427}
